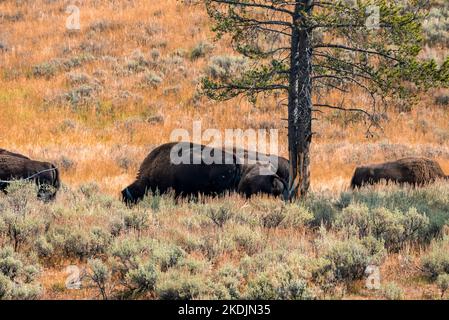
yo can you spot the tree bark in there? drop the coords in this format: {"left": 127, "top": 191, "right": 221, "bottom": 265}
{"left": 288, "top": 1, "right": 313, "bottom": 200}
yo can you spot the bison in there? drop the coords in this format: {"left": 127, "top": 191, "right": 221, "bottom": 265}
{"left": 237, "top": 163, "right": 288, "bottom": 200}
{"left": 0, "top": 151, "right": 60, "bottom": 200}
{"left": 0, "top": 148, "right": 30, "bottom": 159}
{"left": 351, "top": 157, "right": 448, "bottom": 188}
{"left": 122, "top": 142, "right": 242, "bottom": 203}
{"left": 233, "top": 147, "right": 289, "bottom": 183}
{"left": 122, "top": 142, "right": 291, "bottom": 204}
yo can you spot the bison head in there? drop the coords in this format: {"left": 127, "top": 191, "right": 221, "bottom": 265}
{"left": 121, "top": 180, "right": 148, "bottom": 205}
{"left": 351, "top": 167, "right": 376, "bottom": 188}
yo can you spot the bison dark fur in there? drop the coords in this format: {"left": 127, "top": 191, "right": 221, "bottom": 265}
{"left": 122, "top": 142, "right": 242, "bottom": 203}
{"left": 0, "top": 148, "right": 30, "bottom": 159}
{"left": 233, "top": 147, "right": 289, "bottom": 183}
{"left": 237, "top": 164, "right": 288, "bottom": 200}
{"left": 0, "top": 152, "right": 60, "bottom": 200}
{"left": 351, "top": 157, "right": 449, "bottom": 188}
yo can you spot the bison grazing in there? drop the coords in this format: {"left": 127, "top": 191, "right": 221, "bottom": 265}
{"left": 122, "top": 142, "right": 242, "bottom": 203}
{"left": 233, "top": 147, "right": 289, "bottom": 184}
{"left": 351, "top": 157, "right": 448, "bottom": 188}
{"left": 237, "top": 163, "right": 288, "bottom": 200}
{"left": 0, "top": 151, "right": 60, "bottom": 200}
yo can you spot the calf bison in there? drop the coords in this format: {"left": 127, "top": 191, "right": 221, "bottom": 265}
{"left": 122, "top": 142, "right": 242, "bottom": 203}
{"left": 351, "top": 157, "right": 448, "bottom": 188}
{"left": 233, "top": 147, "right": 289, "bottom": 183}
{"left": 0, "top": 151, "right": 60, "bottom": 200}
{"left": 237, "top": 163, "right": 288, "bottom": 200}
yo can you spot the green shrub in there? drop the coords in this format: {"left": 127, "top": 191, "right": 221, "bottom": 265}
{"left": 281, "top": 204, "right": 313, "bottom": 229}
{"left": 124, "top": 210, "right": 150, "bottom": 233}
{"left": 190, "top": 41, "right": 214, "bottom": 60}
{"left": 437, "top": 274, "right": 449, "bottom": 298}
{"left": 313, "top": 236, "right": 385, "bottom": 289}
{"left": 230, "top": 225, "right": 262, "bottom": 256}
{"left": 214, "top": 264, "right": 243, "bottom": 299}
{"left": 382, "top": 282, "right": 404, "bottom": 300}
{"left": 206, "top": 55, "right": 248, "bottom": 81}
{"left": 139, "top": 71, "right": 163, "bottom": 88}
{"left": 204, "top": 203, "right": 234, "bottom": 229}
{"left": 246, "top": 268, "right": 313, "bottom": 300}
{"left": 125, "top": 260, "right": 158, "bottom": 294}
{"left": 0, "top": 274, "right": 12, "bottom": 299}
{"left": 156, "top": 270, "right": 204, "bottom": 300}
{"left": 48, "top": 226, "right": 111, "bottom": 259}
{"left": 245, "top": 273, "right": 277, "bottom": 300}
{"left": 335, "top": 203, "right": 429, "bottom": 251}
{"left": 179, "top": 256, "right": 210, "bottom": 275}
{"left": 305, "top": 196, "right": 337, "bottom": 227}
{"left": 2, "top": 211, "right": 44, "bottom": 251}
{"left": 421, "top": 238, "right": 449, "bottom": 279}
{"left": 152, "top": 243, "right": 185, "bottom": 271}
{"left": 260, "top": 210, "right": 285, "bottom": 230}
{"left": 0, "top": 247, "right": 42, "bottom": 300}
{"left": 423, "top": 3, "right": 449, "bottom": 47}
{"left": 338, "top": 185, "right": 449, "bottom": 242}
{"left": 35, "top": 236, "right": 54, "bottom": 258}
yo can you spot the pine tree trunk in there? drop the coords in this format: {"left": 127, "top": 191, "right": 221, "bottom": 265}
{"left": 287, "top": 1, "right": 313, "bottom": 200}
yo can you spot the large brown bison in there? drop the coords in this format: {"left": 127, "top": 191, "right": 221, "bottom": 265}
{"left": 0, "top": 151, "right": 60, "bottom": 200}
{"left": 122, "top": 142, "right": 290, "bottom": 204}
{"left": 351, "top": 157, "right": 448, "bottom": 188}
{"left": 121, "top": 142, "right": 242, "bottom": 203}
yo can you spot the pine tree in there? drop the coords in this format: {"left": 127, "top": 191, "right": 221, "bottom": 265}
{"left": 201, "top": 0, "right": 449, "bottom": 199}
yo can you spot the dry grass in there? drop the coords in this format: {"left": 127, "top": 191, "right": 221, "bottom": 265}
{"left": 0, "top": 0, "right": 449, "bottom": 300}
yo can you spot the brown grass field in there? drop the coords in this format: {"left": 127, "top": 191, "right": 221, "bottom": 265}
{"left": 0, "top": 0, "right": 449, "bottom": 300}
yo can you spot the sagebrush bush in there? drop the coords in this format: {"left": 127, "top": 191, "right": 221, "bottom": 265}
{"left": 382, "top": 282, "right": 404, "bottom": 300}
{"left": 335, "top": 203, "right": 429, "bottom": 251}
{"left": 313, "top": 232, "right": 385, "bottom": 290}
{"left": 230, "top": 225, "right": 263, "bottom": 256}
{"left": 156, "top": 270, "right": 204, "bottom": 300}
{"left": 245, "top": 267, "right": 313, "bottom": 300}
{"left": 423, "top": 3, "right": 449, "bottom": 47}
{"left": 139, "top": 71, "right": 164, "bottom": 88}
{"left": 421, "top": 237, "right": 449, "bottom": 279}
{"left": 436, "top": 273, "right": 449, "bottom": 298}
{"left": 203, "top": 203, "right": 234, "bottom": 229}
{"left": 190, "top": 41, "right": 214, "bottom": 60}
{"left": 305, "top": 196, "right": 337, "bottom": 227}
{"left": 0, "top": 247, "right": 42, "bottom": 300}
{"left": 206, "top": 55, "right": 248, "bottom": 82}
{"left": 338, "top": 185, "right": 449, "bottom": 242}
{"left": 125, "top": 260, "right": 158, "bottom": 295}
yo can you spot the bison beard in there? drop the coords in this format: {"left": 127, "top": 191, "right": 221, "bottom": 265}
{"left": 351, "top": 157, "right": 448, "bottom": 188}
{"left": 0, "top": 152, "right": 60, "bottom": 200}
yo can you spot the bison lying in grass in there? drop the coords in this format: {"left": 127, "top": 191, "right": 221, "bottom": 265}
{"left": 0, "top": 149, "right": 60, "bottom": 200}
{"left": 122, "top": 142, "right": 289, "bottom": 204}
{"left": 351, "top": 157, "right": 448, "bottom": 188}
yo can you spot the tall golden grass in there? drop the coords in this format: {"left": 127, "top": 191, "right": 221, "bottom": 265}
{"left": 0, "top": 0, "right": 448, "bottom": 197}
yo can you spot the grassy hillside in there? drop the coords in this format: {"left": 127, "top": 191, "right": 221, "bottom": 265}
{"left": 0, "top": 0, "right": 448, "bottom": 299}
